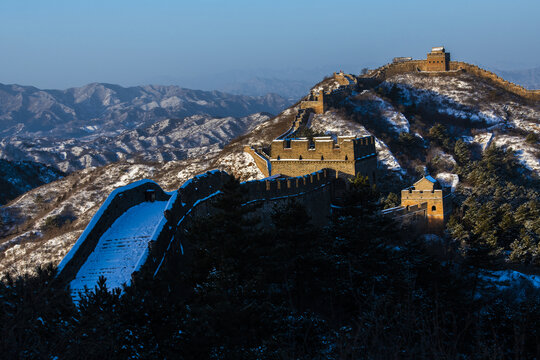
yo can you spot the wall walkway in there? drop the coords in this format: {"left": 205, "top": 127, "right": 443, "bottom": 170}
{"left": 57, "top": 169, "right": 342, "bottom": 292}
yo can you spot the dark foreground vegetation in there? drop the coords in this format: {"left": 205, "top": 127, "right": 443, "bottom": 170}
{"left": 1, "top": 164, "right": 539, "bottom": 359}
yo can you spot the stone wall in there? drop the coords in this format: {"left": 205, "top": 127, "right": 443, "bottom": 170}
{"left": 143, "top": 169, "right": 340, "bottom": 277}
{"left": 371, "top": 59, "right": 540, "bottom": 101}
{"left": 269, "top": 136, "right": 376, "bottom": 179}
{"left": 243, "top": 145, "right": 270, "bottom": 177}
{"left": 59, "top": 168, "right": 343, "bottom": 285}
{"left": 449, "top": 61, "right": 540, "bottom": 100}
{"left": 381, "top": 203, "right": 428, "bottom": 231}
{"left": 271, "top": 136, "right": 375, "bottom": 161}
{"left": 299, "top": 90, "right": 325, "bottom": 114}
{"left": 57, "top": 180, "right": 171, "bottom": 283}
{"left": 426, "top": 51, "right": 450, "bottom": 71}
{"left": 271, "top": 159, "right": 355, "bottom": 178}
{"left": 401, "top": 188, "right": 451, "bottom": 232}
{"left": 333, "top": 71, "right": 357, "bottom": 86}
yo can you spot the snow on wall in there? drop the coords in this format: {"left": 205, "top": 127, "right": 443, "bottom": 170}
{"left": 310, "top": 112, "right": 405, "bottom": 176}
{"left": 57, "top": 179, "right": 161, "bottom": 274}
{"left": 70, "top": 201, "right": 168, "bottom": 300}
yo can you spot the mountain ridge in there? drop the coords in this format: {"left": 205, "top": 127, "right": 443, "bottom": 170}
{"left": 0, "top": 82, "right": 290, "bottom": 139}
{"left": 0, "top": 66, "right": 539, "bottom": 276}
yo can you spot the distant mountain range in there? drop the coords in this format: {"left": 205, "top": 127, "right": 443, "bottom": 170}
{"left": 0, "top": 82, "right": 291, "bottom": 139}
{"left": 220, "top": 77, "right": 313, "bottom": 101}
{"left": 0, "top": 113, "right": 272, "bottom": 173}
{"left": 494, "top": 66, "right": 540, "bottom": 90}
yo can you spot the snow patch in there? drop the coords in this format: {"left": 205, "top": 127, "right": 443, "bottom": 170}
{"left": 69, "top": 200, "right": 168, "bottom": 300}
{"left": 436, "top": 172, "right": 459, "bottom": 192}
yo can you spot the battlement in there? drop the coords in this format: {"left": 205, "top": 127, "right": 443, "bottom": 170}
{"left": 334, "top": 70, "right": 357, "bottom": 86}
{"left": 270, "top": 135, "right": 374, "bottom": 161}
{"left": 58, "top": 168, "right": 342, "bottom": 292}
{"left": 426, "top": 46, "right": 450, "bottom": 71}
{"left": 245, "top": 70, "right": 372, "bottom": 180}
{"left": 400, "top": 176, "right": 452, "bottom": 233}
{"left": 368, "top": 47, "right": 540, "bottom": 101}
{"left": 269, "top": 135, "right": 377, "bottom": 179}
{"left": 300, "top": 90, "right": 325, "bottom": 114}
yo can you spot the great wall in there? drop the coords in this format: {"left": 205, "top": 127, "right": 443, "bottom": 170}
{"left": 58, "top": 168, "right": 343, "bottom": 299}
{"left": 57, "top": 47, "right": 537, "bottom": 297}
{"left": 370, "top": 47, "right": 540, "bottom": 101}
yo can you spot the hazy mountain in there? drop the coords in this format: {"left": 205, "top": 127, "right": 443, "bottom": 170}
{"left": 0, "top": 113, "right": 272, "bottom": 173}
{"left": 494, "top": 66, "right": 540, "bottom": 90}
{"left": 0, "top": 82, "right": 290, "bottom": 139}
{"left": 220, "top": 77, "right": 312, "bottom": 101}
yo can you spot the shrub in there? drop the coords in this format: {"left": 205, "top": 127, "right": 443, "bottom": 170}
{"left": 525, "top": 132, "right": 539, "bottom": 144}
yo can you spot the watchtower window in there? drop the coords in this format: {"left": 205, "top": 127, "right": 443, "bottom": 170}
{"left": 431, "top": 205, "right": 436, "bottom": 211}
{"left": 345, "top": 155, "right": 348, "bottom": 160}
{"left": 321, "top": 155, "right": 324, "bottom": 160}
{"left": 284, "top": 139, "right": 291, "bottom": 149}
{"left": 277, "top": 155, "right": 280, "bottom": 160}
{"left": 299, "top": 155, "right": 303, "bottom": 160}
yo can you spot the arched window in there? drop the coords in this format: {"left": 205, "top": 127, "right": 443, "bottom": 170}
{"left": 431, "top": 205, "right": 437, "bottom": 211}
{"left": 277, "top": 155, "right": 280, "bottom": 160}
{"left": 321, "top": 155, "right": 324, "bottom": 160}
{"left": 345, "top": 155, "right": 348, "bottom": 160}
{"left": 299, "top": 155, "right": 303, "bottom": 160}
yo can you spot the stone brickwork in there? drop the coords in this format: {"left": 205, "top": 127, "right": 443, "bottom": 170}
{"left": 245, "top": 70, "right": 372, "bottom": 181}
{"left": 449, "top": 61, "right": 540, "bottom": 100}
{"left": 58, "top": 168, "right": 344, "bottom": 285}
{"left": 57, "top": 180, "right": 171, "bottom": 283}
{"left": 369, "top": 47, "right": 540, "bottom": 101}
{"left": 300, "top": 90, "right": 325, "bottom": 114}
{"left": 400, "top": 176, "right": 451, "bottom": 232}
{"left": 381, "top": 202, "right": 428, "bottom": 231}
{"left": 270, "top": 135, "right": 377, "bottom": 180}
{"left": 333, "top": 70, "right": 357, "bottom": 86}
{"left": 243, "top": 145, "right": 271, "bottom": 177}
{"left": 426, "top": 47, "right": 450, "bottom": 71}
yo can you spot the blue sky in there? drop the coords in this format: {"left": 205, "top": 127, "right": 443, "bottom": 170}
{"left": 1, "top": 0, "right": 538, "bottom": 89}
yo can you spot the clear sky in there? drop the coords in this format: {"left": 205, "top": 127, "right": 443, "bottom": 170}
{"left": 1, "top": 0, "right": 539, "bottom": 89}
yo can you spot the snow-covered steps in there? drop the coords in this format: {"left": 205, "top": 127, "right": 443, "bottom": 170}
{"left": 70, "top": 201, "right": 168, "bottom": 300}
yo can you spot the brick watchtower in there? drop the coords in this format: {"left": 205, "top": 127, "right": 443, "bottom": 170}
{"left": 401, "top": 176, "right": 452, "bottom": 232}
{"left": 426, "top": 46, "right": 450, "bottom": 71}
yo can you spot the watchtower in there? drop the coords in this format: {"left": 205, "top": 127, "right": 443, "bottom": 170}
{"left": 426, "top": 46, "right": 450, "bottom": 71}
{"left": 300, "top": 90, "right": 325, "bottom": 114}
{"left": 269, "top": 135, "right": 377, "bottom": 181}
{"left": 401, "top": 176, "right": 451, "bottom": 231}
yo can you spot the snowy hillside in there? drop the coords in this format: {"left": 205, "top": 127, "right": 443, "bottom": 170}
{"left": 0, "top": 113, "right": 271, "bottom": 172}
{"left": 0, "top": 82, "right": 290, "bottom": 139}
{"left": 0, "top": 160, "right": 64, "bottom": 205}
{"left": 1, "top": 70, "right": 539, "bottom": 276}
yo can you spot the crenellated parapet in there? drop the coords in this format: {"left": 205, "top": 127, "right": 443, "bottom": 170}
{"left": 57, "top": 168, "right": 344, "bottom": 293}
{"left": 269, "top": 135, "right": 377, "bottom": 180}
{"left": 300, "top": 90, "right": 325, "bottom": 114}
{"left": 368, "top": 46, "right": 540, "bottom": 101}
